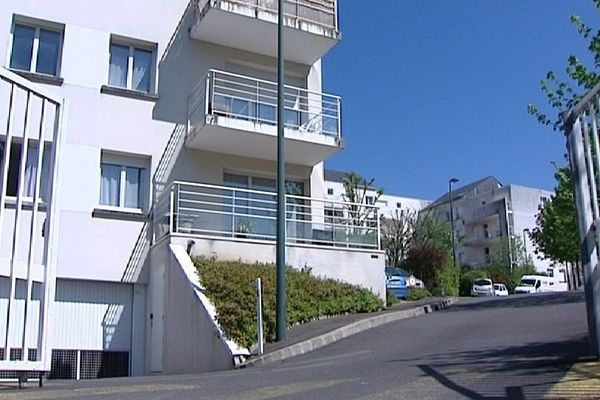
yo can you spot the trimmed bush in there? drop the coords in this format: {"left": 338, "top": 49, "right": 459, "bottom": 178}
{"left": 194, "top": 257, "right": 383, "bottom": 348}
{"left": 407, "top": 287, "right": 431, "bottom": 301}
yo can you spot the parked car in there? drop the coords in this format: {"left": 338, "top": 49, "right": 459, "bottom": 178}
{"left": 471, "top": 278, "right": 495, "bottom": 296}
{"left": 493, "top": 283, "right": 508, "bottom": 296}
{"left": 385, "top": 267, "right": 409, "bottom": 300}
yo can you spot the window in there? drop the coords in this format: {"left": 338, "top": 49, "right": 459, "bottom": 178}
{"left": 327, "top": 188, "right": 334, "bottom": 195}
{"left": 396, "top": 202, "right": 402, "bottom": 208}
{"left": 108, "top": 38, "right": 155, "bottom": 93}
{"left": 9, "top": 18, "right": 63, "bottom": 76}
{"left": 0, "top": 139, "right": 50, "bottom": 200}
{"left": 99, "top": 153, "right": 148, "bottom": 211}
{"left": 365, "top": 196, "right": 374, "bottom": 205}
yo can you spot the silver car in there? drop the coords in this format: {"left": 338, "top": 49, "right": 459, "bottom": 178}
{"left": 471, "top": 278, "right": 495, "bottom": 296}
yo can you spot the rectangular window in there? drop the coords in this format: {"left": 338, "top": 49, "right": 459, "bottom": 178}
{"left": 108, "top": 38, "right": 155, "bottom": 93}
{"left": 327, "top": 188, "right": 334, "bottom": 195}
{"left": 365, "top": 196, "right": 374, "bottom": 205}
{"left": 99, "top": 153, "right": 148, "bottom": 211}
{"left": 0, "top": 139, "right": 50, "bottom": 200}
{"left": 9, "top": 19, "right": 63, "bottom": 76}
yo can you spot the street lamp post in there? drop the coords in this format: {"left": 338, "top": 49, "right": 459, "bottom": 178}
{"left": 275, "top": 0, "right": 286, "bottom": 342}
{"left": 522, "top": 228, "right": 530, "bottom": 263}
{"left": 449, "top": 178, "right": 459, "bottom": 266}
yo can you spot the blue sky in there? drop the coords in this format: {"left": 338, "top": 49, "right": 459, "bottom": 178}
{"left": 322, "top": 0, "right": 598, "bottom": 200}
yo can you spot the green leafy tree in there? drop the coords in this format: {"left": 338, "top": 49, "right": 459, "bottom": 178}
{"left": 404, "top": 213, "right": 458, "bottom": 295}
{"left": 528, "top": 0, "right": 600, "bottom": 130}
{"left": 530, "top": 166, "right": 580, "bottom": 265}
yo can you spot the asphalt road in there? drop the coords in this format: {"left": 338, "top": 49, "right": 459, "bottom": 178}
{"left": 1, "top": 292, "right": 591, "bottom": 400}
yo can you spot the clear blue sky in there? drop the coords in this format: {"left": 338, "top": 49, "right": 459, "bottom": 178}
{"left": 322, "top": 0, "right": 598, "bottom": 200}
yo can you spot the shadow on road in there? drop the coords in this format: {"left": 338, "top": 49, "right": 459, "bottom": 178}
{"left": 408, "top": 335, "right": 590, "bottom": 399}
{"left": 446, "top": 292, "right": 584, "bottom": 313}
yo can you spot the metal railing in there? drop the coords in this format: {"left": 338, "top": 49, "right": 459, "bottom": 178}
{"left": 462, "top": 230, "right": 502, "bottom": 245}
{"left": 196, "top": 0, "right": 338, "bottom": 34}
{"left": 0, "top": 67, "right": 64, "bottom": 373}
{"left": 563, "top": 82, "right": 600, "bottom": 356}
{"left": 153, "top": 181, "right": 380, "bottom": 250}
{"left": 188, "top": 69, "right": 341, "bottom": 140}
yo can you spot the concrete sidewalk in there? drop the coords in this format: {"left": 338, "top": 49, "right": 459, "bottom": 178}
{"left": 241, "top": 297, "right": 457, "bottom": 367}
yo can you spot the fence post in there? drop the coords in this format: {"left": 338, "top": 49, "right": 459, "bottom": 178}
{"left": 255, "top": 277, "right": 264, "bottom": 355}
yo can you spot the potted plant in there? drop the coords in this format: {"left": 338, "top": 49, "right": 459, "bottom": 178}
{"left": 234, "top": 219, "right": 253, "bottom": 239}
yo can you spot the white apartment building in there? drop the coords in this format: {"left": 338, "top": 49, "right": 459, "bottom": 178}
{"left": 0, "top": 0, "right": 386, "bottom": 380}
{"left": 323, "top": 170, "right": 432, "bottom": 218}
{"left": 424, "top": 176, "right": 554, "bottom": 272}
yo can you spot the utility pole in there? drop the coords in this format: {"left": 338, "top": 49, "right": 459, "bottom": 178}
{"left": 275, "top": 0, "right": 286, "bottom": 342}
{"left": 449, "top": 178, "right": 459, "bottom": 266}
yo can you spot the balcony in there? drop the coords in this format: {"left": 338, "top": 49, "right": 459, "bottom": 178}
{"left": 190, "top": 0, "right": 340, "bottom": 65}
{"left": 462, "top": 230, "right": 503, "bottom": 247}
{"left": 187, "top": 69, "right": 342, "bottom": 165}
{"left": 153, "top": 181, "right": 380, "bottom": 250}
{"left": 464, "top": 199, "right": 507, "bottom": 224}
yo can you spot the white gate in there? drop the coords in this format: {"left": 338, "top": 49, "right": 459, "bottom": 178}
{"left": 563, "top": 84, "right": 600, "bottom": 357}
{"left": 0, "top": 68, "right": 63, "bottom": 372}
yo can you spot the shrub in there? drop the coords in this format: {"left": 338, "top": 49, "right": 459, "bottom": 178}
{"left": 433, "top": 261, "right": 460, "bottom": 296}
{"left": 194, "top": 257, "right": 383, "bottom": 348}
{"left": 386, "top": 289, "right": 399, "bottom": 306}
{"left": 459, "top": 268, "right": 489, "bottom": 296}
{"left": 407, "top": 287, "right": 431, "bottom": 301}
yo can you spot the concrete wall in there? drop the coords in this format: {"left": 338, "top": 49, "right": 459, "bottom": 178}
{"left": 173, "top": 236, "right": 386, "bottom": 301}
{"left": 147, "top": 240, "right": 236, "bottom": 374}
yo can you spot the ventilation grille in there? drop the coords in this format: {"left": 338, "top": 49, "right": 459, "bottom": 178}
{"left": 0, "top": 348, "right": 40, "bottom": 379}
{"left": 0, "top": 349, "right": 129, "bottom": 380}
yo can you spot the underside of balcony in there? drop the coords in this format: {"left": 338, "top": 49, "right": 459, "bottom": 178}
{"left": 190, "top": 0, "right": 340, "bottom": 65}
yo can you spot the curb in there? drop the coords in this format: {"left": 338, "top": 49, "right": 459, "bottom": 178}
{"left": 241, "top": 297, "right": 458, "bottom": 368}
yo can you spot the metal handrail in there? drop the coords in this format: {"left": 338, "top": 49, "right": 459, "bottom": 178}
{"left": 154, "top": 180, "right": 380, "bottom": 249}
{"left": 188, "top": 69, "right": 342, "bottom": 139}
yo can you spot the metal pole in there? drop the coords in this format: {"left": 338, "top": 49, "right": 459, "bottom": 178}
{"left": 276, "top": 0, "right": 287, "bottom": 342}
{"left": 522, "top": 228, "right": 529, "bottom": 263}
{"left": 256, "top": 277, "right": 264, "bottom": 355}
{"left": 449, "top": 178, "right": 458, "bottom": 266}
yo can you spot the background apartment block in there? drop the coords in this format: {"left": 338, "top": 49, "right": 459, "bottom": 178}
{"left": 323, "top": 169, "right": 431, "bottom": 218}
{"left": 0, "top": 0, "right": 387, "bottom": 379}
{"left": 425, "top": 176, "right": 554, "bottom": 272}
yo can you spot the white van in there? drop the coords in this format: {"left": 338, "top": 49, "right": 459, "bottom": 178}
{"left": 514, "top": 273, "right": 568, "bottom": 294}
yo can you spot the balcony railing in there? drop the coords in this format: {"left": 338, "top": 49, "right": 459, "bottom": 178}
{"left": 188, "top": 69, "right": 341, "bottom": 140}
{"left": 462, "top": 230, "right": 503, "bottom": 245}
{"left": 195, "top": 0, "right": 339, "bottom": 35}
{"left": 153, "top": 181, "right": 380, "bottom": 250}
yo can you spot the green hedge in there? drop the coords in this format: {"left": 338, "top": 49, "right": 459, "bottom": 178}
{"left": 194, "top": 257, "right": 383, "bottom": 348}
{"left": 407, "top": 287, "right": 431, "bottom": 301}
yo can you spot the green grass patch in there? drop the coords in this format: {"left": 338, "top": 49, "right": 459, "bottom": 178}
{"left": 194, "top": 257, "right": 383, "bottom": 348}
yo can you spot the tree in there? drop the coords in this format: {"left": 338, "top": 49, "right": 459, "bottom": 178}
{"left": 341, "top": 172, "right": 383, "bottom": 228}
{"left": 530, "top": 165, "right": 580, "bottom": 265}
{"left": 528, "top": 1, "right": 600, "bottom": 130}
{"left": 381, "top": 209, "right": 416, "bottom": 267}
{"left": 404, "top": 213, "right": 458, "bottom": 295}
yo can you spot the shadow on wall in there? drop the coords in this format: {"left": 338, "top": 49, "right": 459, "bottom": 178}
{"left": 153, "top": 5, "right": 212, "bottom": 125}
{"left": 55, "top": 279, "right": 132, "bottom": 352}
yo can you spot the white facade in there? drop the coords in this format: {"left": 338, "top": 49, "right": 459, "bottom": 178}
{"left": 0, "top": 0, "right": 386, "bottom": 379}
{"left": 425, "top": 177, "right": 555, "bottom": 272}
{"left": 323, "top": 170, "right": 432, "bottom": 218}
